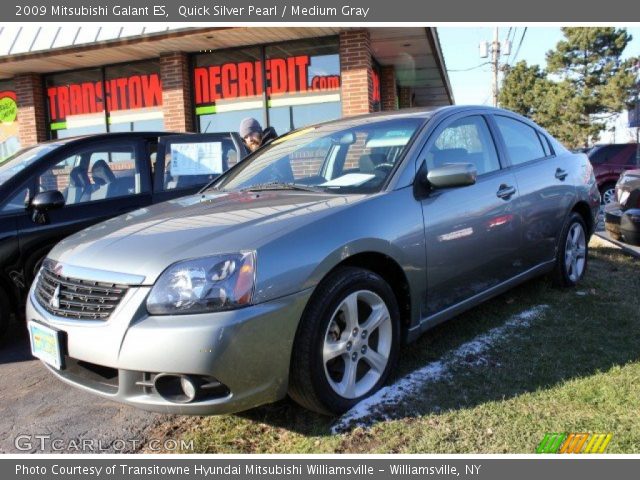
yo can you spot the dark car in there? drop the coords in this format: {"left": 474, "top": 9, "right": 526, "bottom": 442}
{"left": 587, "top": 143, "right": 640, "bottom": 204}
{"left": 0, "top": 131, "right": 247, "bottom": 338}
{"left": 604, "top": 168, "right": 640, "bottom": 245}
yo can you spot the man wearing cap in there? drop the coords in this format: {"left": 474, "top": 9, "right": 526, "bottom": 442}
{"left": 239, "top": 117, "right": 278, "bottom": 153}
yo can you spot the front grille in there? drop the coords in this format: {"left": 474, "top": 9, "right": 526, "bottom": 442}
{"left": 35, "top": 265, "right": 128, "bottom": 320}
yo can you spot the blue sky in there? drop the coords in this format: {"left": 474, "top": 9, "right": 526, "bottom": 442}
{"left": 438, "top": 27, "right": 640, "bottom": 142}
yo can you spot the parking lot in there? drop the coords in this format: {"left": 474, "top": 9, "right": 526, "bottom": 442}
{"left": 1, "top": 236, "right": 637, "bottom": 454}
{"left": 0, "top": 325, "right": 174, "bottom": 453}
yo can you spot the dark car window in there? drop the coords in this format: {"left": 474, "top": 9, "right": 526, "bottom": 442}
{"left": 588, "top": 145, "right": 627, "bottom": 165}
{"left": 0, "top": 144, "right": 59, "bottom": 186}
{"left": 37, "top": 144, "right": 146, "bottom": 206}
{"left": 624, "top": 145, "right": 639, "bottom": 166}
{"left": 426, "top": 115, "right": 500, "bottom": 176}
{"left": 163, "top": 136, "right": 237, "bottom": 191}
{"left": 494, "top": 115, "right": 547, "bottom": 166}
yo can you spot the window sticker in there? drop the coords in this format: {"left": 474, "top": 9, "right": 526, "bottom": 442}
{"left": 170, "top": 142, "right": 223, "bottom": 176}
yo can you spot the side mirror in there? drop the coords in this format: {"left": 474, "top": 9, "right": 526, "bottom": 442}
{"left": 31, "top": 190, "right": 65, "bottom": 211}
{"left": 422, "top": 163, "right": 477, "bottom": 189}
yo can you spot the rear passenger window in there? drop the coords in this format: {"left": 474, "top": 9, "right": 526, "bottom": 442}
{"left": 537, "top": 132, "right": 552, "bottom": 157}
{"left": 494, "top": 116, "right": 546, "bottom": 165}
{"left": 426, "top": 115, "right": 501, "bottom": 176}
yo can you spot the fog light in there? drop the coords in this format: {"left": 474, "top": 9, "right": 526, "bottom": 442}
{"left": 180, "top": 376, "right": 197, "bottom": 402}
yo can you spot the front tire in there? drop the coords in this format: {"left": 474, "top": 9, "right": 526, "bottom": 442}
{"left": 552, "top": 212, "right": 588, "bottom": 288}
{"left": 288, "top": 267, "right": 401, "bottom": 415}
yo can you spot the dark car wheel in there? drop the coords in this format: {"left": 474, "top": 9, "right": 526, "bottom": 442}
{"left": 600, "top": 182, "right": 617, "bottom": 205}
{"left": 552, "top": 212, "right": 588, "bottom": 288}
{"left": 288, "top": 266, "right": 401, "bottom": 415}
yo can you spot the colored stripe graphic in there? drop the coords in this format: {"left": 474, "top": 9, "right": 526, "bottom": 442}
{"left": 536, "top": 433, "right": 567, "bottom": 453}
{"left": 538, "top": 433, "right": 613, "bottom": 453}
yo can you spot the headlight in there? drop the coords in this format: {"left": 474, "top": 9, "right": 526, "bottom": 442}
{"left": 147, "top": 252, "right": 256, "bottom": 315}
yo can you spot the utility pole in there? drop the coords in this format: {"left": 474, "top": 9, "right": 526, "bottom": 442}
{"left": 492, "top": 27, "right": 500, "bottom": 107}
{"left": 480, "top": 28, "right": 511, "bottom": 107}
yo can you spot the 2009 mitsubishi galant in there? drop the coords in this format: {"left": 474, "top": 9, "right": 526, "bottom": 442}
{"left": 27, "top": 106, "right": 600, "bottom": 415}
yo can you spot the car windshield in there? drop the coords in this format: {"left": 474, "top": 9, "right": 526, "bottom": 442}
{"left": 211, "top": 116, "right": 425, "bottom": 194}
{"left": 0, "top": 144, "right": 59, "bottom": 186}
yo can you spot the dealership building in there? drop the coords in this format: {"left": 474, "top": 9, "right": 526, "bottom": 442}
{"left": 0, "top": 26, "right": 453, "bottom": 160}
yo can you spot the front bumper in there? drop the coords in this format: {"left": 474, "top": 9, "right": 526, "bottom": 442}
{"left": 27, "top": 280, "right": 312, "bottom": 415}
{"left": 604, "top": 203, "right": 640, "bottom": 246}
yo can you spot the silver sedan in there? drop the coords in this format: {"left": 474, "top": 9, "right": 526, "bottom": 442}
{"left": 27, "top": 106, "right": 600, "bottom": 415}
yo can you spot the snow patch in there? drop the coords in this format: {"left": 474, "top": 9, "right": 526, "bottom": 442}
{"left": 331, "top": 305, "right": 549, "bottom": 433}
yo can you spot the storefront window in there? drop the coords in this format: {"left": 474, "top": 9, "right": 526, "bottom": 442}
{"left": 45, "top": 61, "right": 163, "bottom": 139}
{"left": 266, "top": 38, "right": 341, "bottom": 134}
{"left": 193, "top": 37, "right": 342, "bottom": 135}
{"left": 0, "top": 80, "right": 21, "bottom": 162}
{"left": 46, "top": 69, "right": 107, "bottom": 138}
{"left": 105, "top": 61, "right": 164, "bottom": 132}
{"left": 194, "top": 47, "right": 265, "bottom": 133}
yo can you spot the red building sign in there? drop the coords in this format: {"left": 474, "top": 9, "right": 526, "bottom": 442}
{"left": 193, "top": 55, "right": 341, "bottom": 105}
{"left": 47, "top": 73, "right": 163, "bottom": 122}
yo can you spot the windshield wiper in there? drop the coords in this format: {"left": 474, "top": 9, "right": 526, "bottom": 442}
{"left": 238, "top": 182, "right": 326, "bottom": 193}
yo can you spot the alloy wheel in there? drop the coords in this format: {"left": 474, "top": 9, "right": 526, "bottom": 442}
{"left": 322, "top": 290, "right": 392, "bottom": 399}
{"left": 564, "top": 222, "right": 587, "bottom": 282}
{"left": 601, "top": 187, "right": 616, "bottom": 205}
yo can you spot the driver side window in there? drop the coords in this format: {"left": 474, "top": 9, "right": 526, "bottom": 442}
{"left": 427, "top": 116, "right": 501, "bottom": 176}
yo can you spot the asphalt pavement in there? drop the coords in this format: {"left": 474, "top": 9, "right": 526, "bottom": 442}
{"left": 0, "top": 322, "right": 175, "bottom": 453}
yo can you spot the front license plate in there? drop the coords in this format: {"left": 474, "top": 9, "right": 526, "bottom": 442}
{"left": 28, "top": 321, "right": 63, "bottom": 370}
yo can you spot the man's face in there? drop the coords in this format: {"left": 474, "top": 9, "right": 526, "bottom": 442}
{"left": 243, "top": 132, "right": 263, "bottom": 152}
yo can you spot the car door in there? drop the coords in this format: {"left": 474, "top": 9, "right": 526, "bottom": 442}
{"left": 490, "top": 114, "right": 572, "bottom": 270}
{"left": 418, "top": 113, "right": 522, "bottom": 316}
{"left": 15, "top": 138, "right": 153, "bottom": 284}
{"left": 153, "top": 133, "right": 247, "bottom": 203}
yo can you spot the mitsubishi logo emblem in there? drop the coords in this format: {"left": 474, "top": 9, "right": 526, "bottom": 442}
{"left": 50, "top": 285, "right": 60, "bottom": 309}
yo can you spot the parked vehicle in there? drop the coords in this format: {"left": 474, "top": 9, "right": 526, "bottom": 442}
{"left": 27, "top": 106, "right": 599, "bottom": 415}
{"left": 587, "top": 143, "right": 640, "bottom": 204}
{"left": 604, "top": 168, "right": 640, "bottom": 245}
{"left": 0, "top": 132, "right": 247, "bottom": 338}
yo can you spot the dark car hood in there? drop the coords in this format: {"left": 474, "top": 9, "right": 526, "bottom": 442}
{"left": 49, "top": 189, "right": 365, "bottom": 283}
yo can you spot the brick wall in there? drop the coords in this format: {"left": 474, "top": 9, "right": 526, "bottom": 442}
{"left": 339, "top": 30, "right": 374, "bottom": 117}
{"left": 15, "top": 74, "right": 48, "bottom": 147}
{"left": 160, "top": 52, "right": 194, "bottom": 133}
{"left": 399, "top": 86, "right": 413, "bottom": 109}
{"left": 380, "top": 65, "right": 397, "bottom": 111}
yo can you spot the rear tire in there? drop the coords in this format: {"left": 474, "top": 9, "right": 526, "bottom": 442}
{"left": 600, "top": 182, "right": 616, "bottom": 205}
{"left": 552, "top": 212, "right": 588, "bottom": 288}
{"left": 288, "top": 267, "right": 401, "bottom": 415}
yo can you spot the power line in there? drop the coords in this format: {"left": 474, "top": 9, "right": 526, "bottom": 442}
{"left": 511, "top": 27, "right": 528, "bottom": 64}
{"left": 506, "top": 27, "right": 518, "bottom": 67}
{"left": 447, "top": 61, "right": 491, "bottom": 72}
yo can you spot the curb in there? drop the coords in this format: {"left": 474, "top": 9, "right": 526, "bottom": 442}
{"left": 595, "top": 231, "right": 640, "bottom": 259}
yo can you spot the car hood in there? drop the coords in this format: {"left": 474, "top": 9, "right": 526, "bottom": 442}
{"left": 49, "top": 190, "right": 365, "bottom": 284}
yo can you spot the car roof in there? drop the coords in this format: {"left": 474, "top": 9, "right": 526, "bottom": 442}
{"left": 330, "top": 105, "right": 533, "bottom": 123}
{"left": 35, "top": 131, "right": 179, "bottom": 147}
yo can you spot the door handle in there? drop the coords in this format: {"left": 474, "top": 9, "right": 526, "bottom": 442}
{"left": 555, "top": 168, "right": 568, "bottom": 181}
{"left": 496, "top": 184, "right": 516, "bottom": 200}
